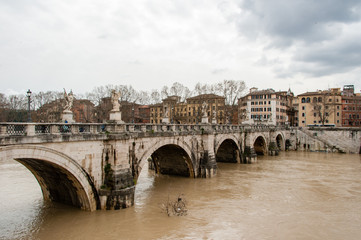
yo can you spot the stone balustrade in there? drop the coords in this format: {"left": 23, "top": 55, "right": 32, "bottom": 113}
{"left": 0, "top": 122, "right": 286, "bottom": 137}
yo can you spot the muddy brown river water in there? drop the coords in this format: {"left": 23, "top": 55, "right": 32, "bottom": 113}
{"left": 1, "top": 151, "right": 361, "bottom": 240}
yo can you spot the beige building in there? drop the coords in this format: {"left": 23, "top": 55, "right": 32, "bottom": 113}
{"left": 238, "top": 88, "right": 292, "bottom": 126}
{"left": 297, "top": 88, "right": 342, "bottom": 127}
{"left": 186, "top": 94, "right": 226, "bottom": 124}
{"left": 150, "top": 103, "right": 163, "bottom": 124}
{"left": 150, "top": 94, "right": 226, "bottom": 124}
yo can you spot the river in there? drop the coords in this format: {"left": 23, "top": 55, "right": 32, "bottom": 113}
{"left": 1, "top": 151, "right": 361, "bottom": 240}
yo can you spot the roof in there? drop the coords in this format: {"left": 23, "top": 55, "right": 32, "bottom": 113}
{"left": 186, "top": 94, "right": 225, "bottom": 100}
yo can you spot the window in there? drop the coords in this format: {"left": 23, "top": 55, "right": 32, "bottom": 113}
{"left": 302, "top": 113, "right": 305, "bottom": 117}
{"left": 302, "top": 106, "right": 305, "bottom": 110}
{"left": 302, "top": 98, "right": 306, "bottom": 103}
{"left": 306, "top": 97, "right": 310, "bottom": 103}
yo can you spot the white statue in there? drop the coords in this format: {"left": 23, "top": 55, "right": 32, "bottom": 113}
{"left": 63, "top": 88, "right": 74, "bottom": 111}
{"left": 111, "top": 90, "right": 121, "bottom": 111}
{"left": 202, "top": 101, "right": 208, "bottom": 117}
{"left": 212, "top": 111, "right": 217, "bottom": 120}
{"left": 163, "top": 105, "right": 169, "bottom": 118}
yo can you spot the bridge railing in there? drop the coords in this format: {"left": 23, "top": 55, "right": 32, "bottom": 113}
{"left": 0, "top": 122, "right": 285, "bottom": 137}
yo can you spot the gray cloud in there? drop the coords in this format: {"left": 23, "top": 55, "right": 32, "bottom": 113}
{"left": 235, "top": 0, "right": 361, "bottom": 79}
{"left": 238, "top": 0, "right": 361, "bottom": 46}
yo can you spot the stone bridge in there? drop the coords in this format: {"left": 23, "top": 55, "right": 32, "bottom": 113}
{"left": 0, "top": 122, "right": 290, "bottom": 211}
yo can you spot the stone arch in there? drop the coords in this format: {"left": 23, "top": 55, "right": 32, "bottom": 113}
{"left": 214, "top": 134, "right": 241, "bottom": 155}
{"left": 0, "top": 145, "right": 99, "bottom": 211}
{"left": 253, "top": 135, "right": 268, "bottom": 155}
{"left": 137, "top": 138, "right": 195, "bottom": 178}
{"left": 215, "top": 136, "right": 241, "bottom": 163}
{"left": 275, "top": 132, "right": 285, "bottom": 151}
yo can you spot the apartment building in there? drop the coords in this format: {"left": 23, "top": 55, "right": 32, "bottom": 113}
{"left": 341, "top": 85, "right": 361, "bottom": 127}
{"left": 238, "top": 88, "right": 292, "bottom": 125}
{"left": 297, "top": 88, "right": 342, "bottom": 127}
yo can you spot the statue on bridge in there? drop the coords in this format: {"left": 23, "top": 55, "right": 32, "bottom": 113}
{"left": 63, "top": 89, "right": 74, "bottom": 112}
{"left": 162, "top": 104, "right": 170, "bottom": 124}
{"left": 111, "top": 90, "right": 121, "bottom": 111}
{"left": 109, "top": 90, "right": 124, "bottom": 123}
{"left": 201, "top": 101, "right": 209, "bottom": 124}
{"left": 202, "top": 101, "right": 208, "bottom": 117}
{"left": 61, "top": 89, "right": 75, "bottom": 123}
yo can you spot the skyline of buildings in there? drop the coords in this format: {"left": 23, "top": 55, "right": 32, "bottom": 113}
{"left": 1, "top": 85, "right": 360, "bottom": 128}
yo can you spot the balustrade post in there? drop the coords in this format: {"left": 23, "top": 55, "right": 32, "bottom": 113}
{"left": 26, "top": 124, "right": 36, "bottom": 136}
{"left": 0, "top": 125, "right": 7, "bottom": 136}
{"left": 152, "top": 125, "right": 157, "bottom": 132}
{"left": 71, "top": 124, "right": 79, "bottom": 134}
{"left": 50, "top": 125, "right": 60, "bottom": 134}
{"left": 128, "top": 125, "right": 135, "bottom": 132}
{"left": 171, "top": 125, "right": 176, "bottom": 131}
{"left": 90, "top": 125, "right": 98, "bottom": 134}
{"left": 161, "top": 125, "right": 168, "bottom": 132}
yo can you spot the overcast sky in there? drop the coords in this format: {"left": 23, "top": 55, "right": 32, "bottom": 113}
{"left": 1, "top": 0, "right": 360, "bottom": 96}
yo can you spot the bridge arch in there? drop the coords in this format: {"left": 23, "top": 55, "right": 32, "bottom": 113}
{"left": 215, "top": 135, "right": 241, "bottom": 163}
{"left": 253, "top": 134, "right": 268, "bottom": 155}
{"left": 275, "top": 132, "right": 285, "bottom": 151}
{"left": 137, "top": 138, "right": 195, "bottom": 178}
{"left": 0, "top": 145, "right": 99, "bottom": 211}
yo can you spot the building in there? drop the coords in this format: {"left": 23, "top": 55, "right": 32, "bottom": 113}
{"left": 150, "top": 103, "right": 163, "bottom": 124}
{"left": 150, "top": 94, "right": 226, "bottom": 124}
{"left": 238, "top": 88, "right": 292, "bottom": 126}
{"left": 72, "top": 99, "right": 96, "bottom": 123}
{"left": 186, "top": 94, "right": 226, "bottom": 124}
{"left": 341, "top": 85, "right": 361, "bottom": 127}
{"left": 36, "top": 99, "right": 95, "bottom": 123}
{"left": 297, "top": 88, "right": 342, "bottom": 127}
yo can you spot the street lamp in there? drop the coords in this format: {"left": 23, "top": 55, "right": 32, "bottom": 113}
{"left": 27, "top": 89, "right": 32, "bottom": 122}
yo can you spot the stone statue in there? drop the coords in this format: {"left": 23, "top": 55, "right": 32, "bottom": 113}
{"left": 202, "top": 101, "right": 208, "bottom": 117}
{"left": 63, "top": 88, "right": 74, "bottom": 112}
{"left": 212, "top": 111, "right": 217, "bottom": 120}
{"left": 111, "top": 90, "right": 121, "bottom": 111}
{"left": 163, "top": 105, "right": 169, "bottom": 118}
{"left": 243, "top": 110, "right": 249, "bottom": 121}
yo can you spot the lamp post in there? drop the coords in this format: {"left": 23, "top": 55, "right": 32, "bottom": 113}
{"left": 27, "top": 89, "right": 32, "bottom": 122}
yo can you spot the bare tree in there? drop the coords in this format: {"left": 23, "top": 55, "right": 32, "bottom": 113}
{"left": 86, "top": 85, "right": 111, "bottom": 105}
{"left": 215, "top": 80, "right": 246, "bottom": 106}
{"left": 150, "top": 89, "right": 161, "bottom": 104}
{"left": 0, "top": 93, "right": 8, "bottom": 108}
{"left": 169, "top": 82, "right": 191, "bottom": 101}
{"left": 161, "top": 86, "right": 170, "bottom": 100}
{"left": 33, "top": 91, "right": 62, "bottom": 110}
{"left": 136, "top": 91, "right": 150, "bottom": 105}
{"left": 311, "top": 94, "right": 335, "bottom": 126}
{"left": 8, "top": 95, "right": 26, "bottom": 110}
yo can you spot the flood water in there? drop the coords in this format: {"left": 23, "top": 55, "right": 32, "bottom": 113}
{"left": 1, "top": 151, "right": 361, "bottom": 240}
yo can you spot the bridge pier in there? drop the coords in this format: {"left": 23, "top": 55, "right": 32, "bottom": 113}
{"left": 242, "top": 146, "right": 257, "bottom": 163}
{"left": 199, "top": 133, "right": 217, "bottom": 178}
